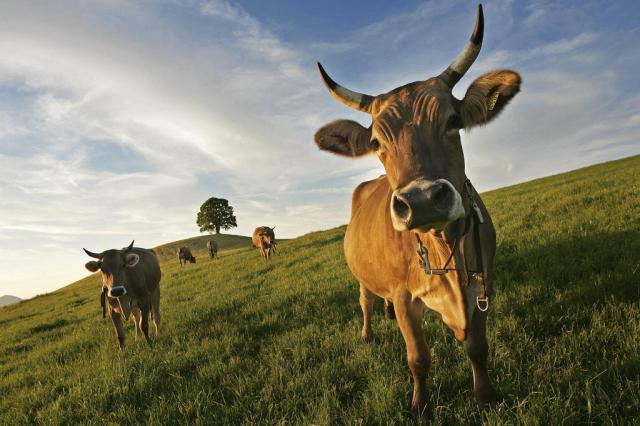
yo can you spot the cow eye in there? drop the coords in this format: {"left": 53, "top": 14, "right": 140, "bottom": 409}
{"left": 370, "top": 139, "right": 380, "bottom": 150}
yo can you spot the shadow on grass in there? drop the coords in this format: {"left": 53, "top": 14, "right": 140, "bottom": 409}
{"left": 490, "top": 229, "right": 640, "bottom": 416}
{"left": 30, "top": 318, "right": 69, "bottom": 334}
{"left": 497, "top": 229, "right": 639, "bottom": 304}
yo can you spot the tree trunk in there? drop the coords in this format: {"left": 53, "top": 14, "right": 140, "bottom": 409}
{"left": 215, "top": 225, "right": 220, "bottom": 234}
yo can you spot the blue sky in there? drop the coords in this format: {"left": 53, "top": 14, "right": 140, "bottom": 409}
{"left": 0, "top": 0, "right": 638, "bottom": 298}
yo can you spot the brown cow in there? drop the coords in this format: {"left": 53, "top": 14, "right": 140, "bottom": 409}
{"left": 252, "top": 226, "right": 276, "bottom": 259}
{"left": 313, "top": 5, "right": 520, "bottom": 420}
{"left": 84, "top": 241, "right": 161, "bottom": 350}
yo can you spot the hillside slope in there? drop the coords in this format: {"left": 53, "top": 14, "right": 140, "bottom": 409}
{"left": 1, "top": 155, "right": 638, "bottom": 424}
{"left": 152, "top": 233, "right": 251, "bottom": 262}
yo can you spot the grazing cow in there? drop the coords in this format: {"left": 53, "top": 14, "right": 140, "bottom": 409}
{"left": 252, "top": 226, "right": 276, "bottom": 259}
{"left": 313, "top": 5, "right": 520, "bottom": 420}
{"left": 207, "top": 239, "right": 218, "bottom": 259}
{"left": 177, "top": 246, "right": 196, "bottom": 266}
{"left": 84, "top": 241, "right": 161, "bottom": 350}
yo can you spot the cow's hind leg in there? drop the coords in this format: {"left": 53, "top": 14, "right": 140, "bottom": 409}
{"left": 151, "top": 287, "right": 161, "bottom": 337}
{"left": 139, "top": 302, "right": 152, "bottom": 345}
{"left": 359, "top": 283, "right": 375, "bottom": 343}
{"left": 110, "top": 310, "right": 126, "bottom": 350}
{"left": 131, "top": 305, "right": 142, "bottom": 339}
{"left": 394, "top": 291, "right": 432, "bottom": 421}
{"left": 384, "top": 299, "right": 395, "bottom": 320}
{"left": 463, "top": 308, "right": 500, "bottom": 408}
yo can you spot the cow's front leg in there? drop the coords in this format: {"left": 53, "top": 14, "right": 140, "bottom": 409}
{"left": 394, "top": 291, "right": 431, "bottom": 421}
{"left": 358, "top": 283, "right": 375, "bottom": 343}
{"left": 110, "top": 310, "right": 126, "bottom": 350}
{"left": 463, "top": 308, "right": 500, "bottom": 407}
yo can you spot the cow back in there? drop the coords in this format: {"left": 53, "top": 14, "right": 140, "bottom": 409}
{"left": 124, "top": 247, "right": 161, "bottom": 298}
{"left": 178, "top": 246, "right": 193, "bottom": 259}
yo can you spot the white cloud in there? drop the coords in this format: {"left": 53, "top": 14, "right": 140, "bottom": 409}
{"left": 0, "top": 0, "right": 362, "bottom": 297}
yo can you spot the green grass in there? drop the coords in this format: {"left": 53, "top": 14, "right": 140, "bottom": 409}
{"left": 1, "top": 155, "right": 638, "bottom": 425}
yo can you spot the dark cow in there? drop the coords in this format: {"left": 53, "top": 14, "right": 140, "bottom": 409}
{"left": 177, "top": 246, "right": 196, "bottom": 266}
{"left": 84, "top": 241, "right": 161, "bottom": 350}
{"left": 207, "top": 239, "right": 218, "bottom": 259}
{"left": 252, "top": 226, "right": 276, "bottom": 259}
{"left": 313, "top": 5, "right": 520, "bottom": 420}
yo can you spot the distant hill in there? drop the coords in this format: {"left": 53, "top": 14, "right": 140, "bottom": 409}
{"left": 0, "top": 295, "right": 21, "bottom": 307}
{"left": 0, "top": 155, "right": 638, "bottom": 424}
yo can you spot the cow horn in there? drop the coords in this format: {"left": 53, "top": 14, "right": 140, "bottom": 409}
{"left": 438, "top": 4, "right": 484, "bottom": 88}
{"left": 271, "top": 226, "right": 276, "bottom": 230}
{"left": 124, "top": 240, "right": 134, "bottom": 252}
{"left": 83, "top": 248, "right": 103, "bottom": 259}
{"left": 317, "top": 63, "right": 374, "bottom": 113}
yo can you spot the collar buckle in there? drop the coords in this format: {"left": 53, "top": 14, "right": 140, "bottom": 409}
{"left": 476, "top": 296, "right": 489, "bottom": 312}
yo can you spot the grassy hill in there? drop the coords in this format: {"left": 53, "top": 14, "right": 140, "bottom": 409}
{"left": 152, "top": 233, "right": 252, "bottom": 262}
{"left": 1, "top": 155, "right": 638, "bottom": 425}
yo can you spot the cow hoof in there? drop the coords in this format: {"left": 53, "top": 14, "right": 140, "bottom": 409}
{"left": 475, "top": 387, "right": 501, "bottom": 409}
{"left": 360, "top": 333, "right": 375, "bottom": 344}
{"left": 410, "top": 400, "right": 433, "bottom": 423}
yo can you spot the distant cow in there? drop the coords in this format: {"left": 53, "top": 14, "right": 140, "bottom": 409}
{"left": 177, "top": 246, "right": 196, "bottom": 266}
{"left": 207, "top": 239, "right": 218, "bottom": 259}
{"left": 252, "top": 226, "right": 276, "bottom": 259}
{"left": 84, "top": 240, "right": 161, "bottom": 350}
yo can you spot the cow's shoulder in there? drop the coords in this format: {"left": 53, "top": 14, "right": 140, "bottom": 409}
{"left": 351, "top": 175, "right": 388, "bottom": 216}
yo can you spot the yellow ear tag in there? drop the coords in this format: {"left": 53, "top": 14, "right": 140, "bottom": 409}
{"left": 487, "top": 91, "right": 500, "bottom": 111}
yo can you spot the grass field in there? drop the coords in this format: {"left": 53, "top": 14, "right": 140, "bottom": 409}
{"left": 1, "top": 155, "right": 638, "bottom": 425}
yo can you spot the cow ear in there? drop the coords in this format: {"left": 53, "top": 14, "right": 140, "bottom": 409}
{"left": 314, "top": 120, "right": 373, "bottom": 157}
{"left": 125, "top": 253, "right": 140, "bottom": 268}
{"left": 85, "top": 261, "right": 101, "bottom": 272}
{"left": 461, "top": 70, "right": 521, "bottom": 128}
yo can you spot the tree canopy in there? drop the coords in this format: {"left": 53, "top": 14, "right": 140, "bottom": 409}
{"left": 196, "top": 197, "right": 237, "bottom": 234}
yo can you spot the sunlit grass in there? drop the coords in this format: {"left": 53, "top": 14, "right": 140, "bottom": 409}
{"left": 1, "top": 155, "right": 638, "bottom": 424}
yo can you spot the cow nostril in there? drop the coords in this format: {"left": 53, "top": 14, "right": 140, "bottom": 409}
{"left": 392, "top": 194, "right": 411, "bottom": 221}
{"left": 431, "top": 184, "right": 450, "bottom": 208}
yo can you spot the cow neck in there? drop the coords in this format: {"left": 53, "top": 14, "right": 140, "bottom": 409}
{"left": 414, "top": 178, "right": 489, "bottom": 311}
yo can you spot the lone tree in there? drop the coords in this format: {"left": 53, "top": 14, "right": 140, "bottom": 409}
{"left": 197, "top": 197, "right": 237, "bottom": 234}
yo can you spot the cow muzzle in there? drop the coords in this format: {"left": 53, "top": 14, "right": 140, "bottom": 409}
{"left": 390, "top": 178, "right": 464, "bottom": 232}
{"left": 108, "top": 285, "right": 127, "bottom": 298}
